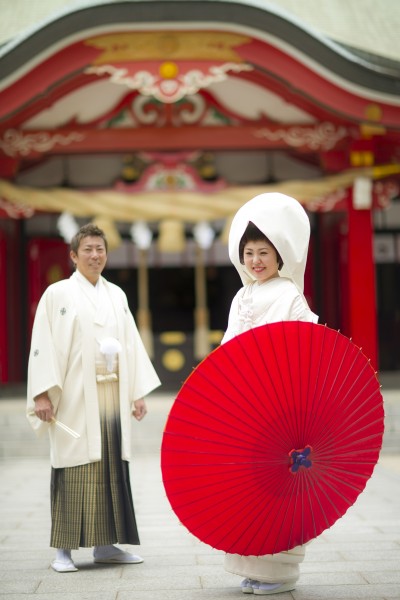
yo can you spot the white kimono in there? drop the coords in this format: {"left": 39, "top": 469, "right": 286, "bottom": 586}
{"left": 27, "top": 271, "right": 161, "bottom": 468}
{"left": 223, "top": 192, "right": 318, "bottom": 585}
{"left": 222, "top": 277, "right": 318, "bottom": 344}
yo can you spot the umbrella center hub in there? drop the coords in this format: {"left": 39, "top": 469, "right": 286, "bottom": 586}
{"left": 289, "top": 446, "right": 313, "bottom": 473}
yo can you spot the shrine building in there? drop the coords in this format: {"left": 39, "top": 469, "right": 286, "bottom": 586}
{"left": 1, "top": 0, "right": 400, "bottom": 388}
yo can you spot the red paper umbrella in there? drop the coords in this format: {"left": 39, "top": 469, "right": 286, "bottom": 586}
{"left": 161, "top": 321, "right": 384, "bottom": 556}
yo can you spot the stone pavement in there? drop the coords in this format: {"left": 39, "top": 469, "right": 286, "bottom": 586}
{"left": 1, "top": 390, "right": 400, "bottom": 600}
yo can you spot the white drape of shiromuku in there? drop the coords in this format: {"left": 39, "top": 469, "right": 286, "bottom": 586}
{"left": 26, "top": 271, "right": 161, "bottom": 468}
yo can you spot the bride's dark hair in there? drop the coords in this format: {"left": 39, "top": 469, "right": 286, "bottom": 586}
{"left": 239, "top": 222, "right": 283, "bottom": 270}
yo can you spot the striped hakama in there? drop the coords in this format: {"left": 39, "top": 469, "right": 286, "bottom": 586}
{"left": 50, "top": 369, "right": 139, "bottom": 549}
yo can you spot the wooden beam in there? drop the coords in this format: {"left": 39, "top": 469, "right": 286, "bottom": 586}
{"left": 0, "top": 123, "right": 354, "bottom": 158}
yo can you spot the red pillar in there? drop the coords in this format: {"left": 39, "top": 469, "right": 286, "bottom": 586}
{"left": 345, "top": 184, "right": 378, "bottom": 369}
{"left": 27, "top": 238, "right": 71, "bottom": 333}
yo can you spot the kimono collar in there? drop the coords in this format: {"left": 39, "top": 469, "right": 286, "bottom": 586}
{"left": 73, "top": 270, "right": 101, "bottom": 299}
{"left": 71, "top": 271, "right": 111, "bottom": 326}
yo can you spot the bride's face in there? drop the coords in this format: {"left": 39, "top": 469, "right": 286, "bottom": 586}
{"left": 243, "top": 239, "right": 280, "bottom": 283}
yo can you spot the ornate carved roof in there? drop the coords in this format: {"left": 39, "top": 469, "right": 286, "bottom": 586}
{"left": 0, "top": 0, "right": 399, "bottom": 216}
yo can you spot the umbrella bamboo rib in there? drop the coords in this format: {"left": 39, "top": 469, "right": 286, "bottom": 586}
{"left": 327, "top": 355, "right": 374, "bottom": 416}
{"left": 263, "top": 324, "right": 300, "bottom": 442}
{"left": 315, "top": 411, "right": 383, "bottom": 457}
{"left": 190, "top": 365, "right": 295, "bottom": 451}
{"left": 224, "top": 336, "right": 286, "bottom": 422}
{"left": 163, "top": 431, "right": 266, "bottom": 458}
{"left": 304, "top": 325, "right": 331, "bottom": 441}
{"left": 281, "top": 322, "right": 302, "bottom": 444}
{"left": 181, "top": 476, "right": 284, "bottom": 552}
{"left": 182, "top": 379, "right": 289, "bottom": 451}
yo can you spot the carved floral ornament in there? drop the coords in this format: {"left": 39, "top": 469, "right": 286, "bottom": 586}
{"left": 254, "top": 123, "right": 350, "bottom": 152}
{"left": 85, "top": 62, "right": 253, "bottom": 103}
{"left": 0, "top": 129, "right": 85, "bottom": 158}
{"left": 84, "top": 31, "right": 254, "bottom": 103}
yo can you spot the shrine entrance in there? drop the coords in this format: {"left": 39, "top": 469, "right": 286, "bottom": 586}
{"left": 1, "top": 1, "right": 400, "bottom": 386}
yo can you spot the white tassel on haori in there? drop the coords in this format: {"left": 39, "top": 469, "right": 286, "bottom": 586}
{"left": 99, "top": 337, "right": 122, "bottom": 372}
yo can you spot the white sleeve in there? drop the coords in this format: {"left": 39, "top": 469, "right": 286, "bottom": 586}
{"left": 26, "top": 287, "right": 64, "bottom": 435}
{"left": 288, "top": 294, "right": 319, "bottom": 323}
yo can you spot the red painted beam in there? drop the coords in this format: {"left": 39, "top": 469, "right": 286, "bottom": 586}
{"left": 0, "top": 123, "right": 354, "bottom": 157}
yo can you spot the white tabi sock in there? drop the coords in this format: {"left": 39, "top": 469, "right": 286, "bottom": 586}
{"left": 55, "top": 549, "right": 72, "bottom": 563}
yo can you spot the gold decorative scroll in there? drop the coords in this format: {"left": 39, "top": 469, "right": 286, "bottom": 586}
{"left": 85, "top": 31, "right": 251, "bottom": 63}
